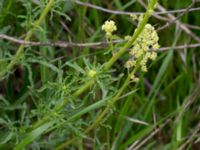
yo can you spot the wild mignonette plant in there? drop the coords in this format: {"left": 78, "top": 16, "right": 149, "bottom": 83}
{"left": 2, "top": 0, "right": 200, "bottom": 149}
{"left": 0, "top": 0, "right": 159, "bottom": 149}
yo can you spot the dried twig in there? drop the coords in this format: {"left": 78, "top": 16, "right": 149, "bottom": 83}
{"left": 184, "top": 24, "right": 200, "bottom": 30}
{"left": 157, "top": 0, "right": 196, "bottom": 31}
{"left": 178, "top": 123, "right": 200, "bottom": 150}
{"left": 0, "top": 34, "right": 123, "bottom": 48}
{"left": 1, "top": 34, "right": 200, "bottom": 51}
{"left": 156, "top": 3, "right": 200, "bottom": 42}
{"left": 177, "top": 83, "right": 200, "bottom": 122}
{"left": 127, "top": 118, "right": 171, "bottom": 150}
{"left": 31, "top": 0, "right": 200, "bottom": 16}
{"left": 72, "top": 0, "right": 200, "bottom": 15}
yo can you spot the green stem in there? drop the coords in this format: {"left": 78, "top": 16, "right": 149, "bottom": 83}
{"left": 85, "top": 67, "right": 137, "bottom": 133}
{"left": 108, "top": 37, "right": 114, "bottom": 54}
{"left": 0, "top": 0, "right": 55, "bottom": 79}
{"left": 103, "top": 3, "right": 156, "bottom": 71}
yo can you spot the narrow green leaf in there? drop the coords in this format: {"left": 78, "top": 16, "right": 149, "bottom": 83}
{"left": 14, "top": 121, "right": 55, "bottom": 150}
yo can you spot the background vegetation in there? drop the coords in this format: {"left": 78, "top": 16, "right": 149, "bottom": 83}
{"left": 0, "top": 0, "right": 200, "bottom": 149}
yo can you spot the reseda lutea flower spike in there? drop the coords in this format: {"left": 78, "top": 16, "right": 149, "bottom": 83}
{"left": 102, "top": 14, "right": 159, "bottom": 82}
{"left": 125, "top": 14, "right": 160, "bottom": 74}
{"left": 127, "top": 23, "right": 159, "bottom": 72}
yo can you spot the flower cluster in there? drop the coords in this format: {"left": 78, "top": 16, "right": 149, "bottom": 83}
{"left": 88, "top": 70, "right": 97, "bottom": 78}
{"left": 101, "top": 16, "right": 159, "bottom": 82}
{"left": 130, "top": 14, "right": 144, "bottom": 23}
{"left": 125, "top": 23, "right": 160, "bottom": 73}
{"left": 102, "top": 20, "right": 117, "bottom": 38}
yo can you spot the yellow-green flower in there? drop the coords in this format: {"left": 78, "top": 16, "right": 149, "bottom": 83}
{"left": 88, "top": 70, "right": 97, "bottom": 78}
{"left": 131, "top": 75, "right": 139, "bottom": 82}
{"left": 125, "top": 23, "right": 159, "bottom": 73}
{"left": 130, "top": 14, "right": 138, "bottom": 20}
{"left": 102, "top": 20, "right": 117, "bottom": 37}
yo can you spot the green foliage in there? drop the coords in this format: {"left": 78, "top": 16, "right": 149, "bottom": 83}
{"left": 0, "top": 0, "right": 200, "bottom": 149}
